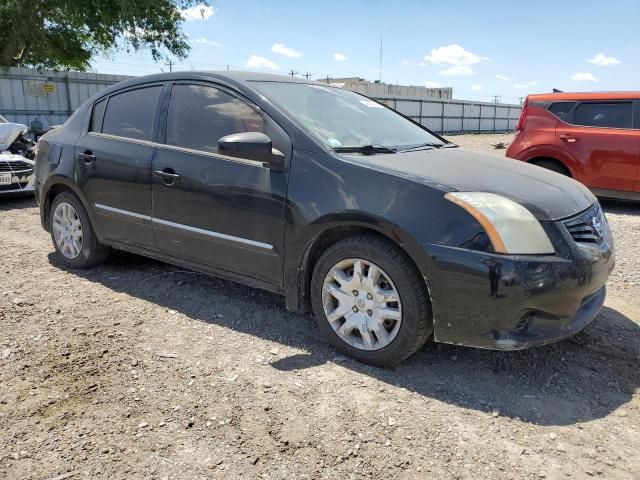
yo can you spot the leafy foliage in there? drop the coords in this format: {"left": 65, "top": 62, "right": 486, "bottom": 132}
{"left": 0, "top": 0, "right": 209, "bottom": 70}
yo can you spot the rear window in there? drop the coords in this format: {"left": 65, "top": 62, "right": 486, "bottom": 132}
{"left": 548, "top": 102, "right": 575, "bottom": 121}
{"left": 101, "top": 86, "right": 162, "bottom": 141}
{"left": 573, "top": 102, "right": 633, "bottom": 129}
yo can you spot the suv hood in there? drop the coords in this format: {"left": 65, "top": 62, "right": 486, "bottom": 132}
{"left": 348, "top": 148, "right": 595, "bottom": 221}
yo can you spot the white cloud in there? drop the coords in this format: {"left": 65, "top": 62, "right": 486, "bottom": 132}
{"left": 403, "top": 60, "right": 426, "bottom": 67}
{"left": 333, "top": 52, "right": 348, "bottom": 61}
{"left": 271, "top": 43, "right": 302, "bottom": 58}
{"left": 191, "top": 37, "right": 220, "bottom": 47}
{"left": 570, "top": 72, "right": 598, "bottom": 82}
{"left": 439, "top": 65, "right": 475, "bottom": 76}
{"left": 513, "top": 80, "right": 539, "bottom": 89}
{"left": 425, "top": 44, "right": 489, "bottom": 66}
{"left": 588, "top": 53, "right": 620, "bottom": 66}
{"left": 245, "top": 55, "right": 279, "bottom": 70}
{"left": 180, "top": 4, "right": 215, "bottom": 20}
{"left": 496, "top": 74, "right": 510, "bottom": 81}
{"left": 471, "top": 84, "right": 483, "bottom": 90}
{"left": 424, "top": 81, "right": 442, "bottom": 88}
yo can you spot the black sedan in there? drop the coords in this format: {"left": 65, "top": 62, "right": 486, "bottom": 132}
{"left": 33, "top": 72, "right": 614, "bottom": 366}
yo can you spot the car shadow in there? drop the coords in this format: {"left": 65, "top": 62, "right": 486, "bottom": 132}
{"left": 601, "top": 199, "right": 640, "bottom": 216}
{"left": 49, "top": 250, "right": 639, "bottom": 427}
{"left": 0, "top": 195, "right": 36, "bottom": 210}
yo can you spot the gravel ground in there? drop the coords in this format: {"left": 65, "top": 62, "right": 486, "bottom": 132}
{"left": 1, "top": 136, "right": 639, "bottom": 480}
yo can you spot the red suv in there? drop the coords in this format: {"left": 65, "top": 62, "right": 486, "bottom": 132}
{"left": 506, "top": 92, "right": 640, "bottom": 200}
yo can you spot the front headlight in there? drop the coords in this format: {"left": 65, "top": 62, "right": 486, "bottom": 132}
{"left": 445, "top": 192, "right": 555, "bottom": 255}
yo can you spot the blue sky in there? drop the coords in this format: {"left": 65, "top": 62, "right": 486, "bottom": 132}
{"left": 92, "top": 0, "right": 640, "bottom": 104}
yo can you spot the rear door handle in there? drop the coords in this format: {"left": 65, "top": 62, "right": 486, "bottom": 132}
{"left": 78, "top": 151, "right": 96, "bottom": 164}
{"left": 559, "top": 134, "right": 579, "bottom": 143}
{"left": 154, "top": 169, "right": 181, "bottom": 184}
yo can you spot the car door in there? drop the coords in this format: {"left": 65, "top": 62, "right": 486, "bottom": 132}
{"left": 75, "top": 84, "right": 163, "bottom": 248}
{"left": 556, "top": 100, "right": 639, "bottom": 194}
{"left": 151, "top": 82, "right": 290, "bottom": 286}
{"left": 635, "top": 100, "right": 640, "bottom": 194}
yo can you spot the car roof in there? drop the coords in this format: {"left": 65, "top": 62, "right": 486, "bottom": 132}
{"left": 529, "top": 91, "right": 640, "bottom": 102}
{"left": 109, "top": 70, "right": 324, "bottom": 91}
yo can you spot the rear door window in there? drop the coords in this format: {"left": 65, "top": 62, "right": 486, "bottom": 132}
{"left": 101, "top": 86, "right": 162, "bottom": 141}
{"left": 89, "top": 98, "right": 106, "bottom": 132}
{"left": 573, "top": 102, "right": 633, "bottom": 129}
{"left": 548, "top": 102, "right": 575, "bottom": 122}
{"left": 166, "top": 84, "right": 264, "bottom": 154}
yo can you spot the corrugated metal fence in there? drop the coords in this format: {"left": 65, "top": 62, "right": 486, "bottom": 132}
{"left": 0, "top": 67, "right": 520, "bottom": 134}
{"left": 0, "top": 67, "right": 131, "bottom": 129}
{"left": 372, "top": 95, "right": 521, "bottom": 134}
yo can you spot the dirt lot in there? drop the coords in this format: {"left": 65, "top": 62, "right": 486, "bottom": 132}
{"left": 1, "top": 135, "right": 639, "bottom": 480}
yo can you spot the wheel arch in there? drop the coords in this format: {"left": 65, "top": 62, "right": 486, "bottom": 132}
{"left": 526, "top": 156, "right": 574, "bottom": 177}
{"left": 286, "top": 213, "right": 434, "bottom": 314}
{"left": 41, "top": 176, "right": 92, "bottom": 232}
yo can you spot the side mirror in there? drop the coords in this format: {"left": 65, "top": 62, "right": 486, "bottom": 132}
{"left": 218, "top": 132, "right": 284, "bottom": 169}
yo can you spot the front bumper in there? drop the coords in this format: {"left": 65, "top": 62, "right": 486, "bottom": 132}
{"left": 0, "top": 154, "right": 35, "bottom": 197}
{"left": 0, "top": 177, "right": 34, "bottom": 196}
{"left": 420, "top": 208, "right": 614, "bottom": 350}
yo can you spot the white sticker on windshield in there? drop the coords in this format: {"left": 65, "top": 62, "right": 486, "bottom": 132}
{"left": 327, "top": 138, "right": 342, "bottom": 147}
{"left": 359, "top": 100, "right": 384, "bottom": 108}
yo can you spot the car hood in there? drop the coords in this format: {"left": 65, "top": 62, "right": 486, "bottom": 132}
{"left": 348, "top": 147, "right": 595, "bottom": 221}
{"left": 0, "top": 122, "right": 28, "bottom": 151}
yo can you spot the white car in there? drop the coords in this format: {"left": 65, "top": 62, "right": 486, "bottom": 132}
{"left": 0, "top": 116, "right": 35, "bottom": 196}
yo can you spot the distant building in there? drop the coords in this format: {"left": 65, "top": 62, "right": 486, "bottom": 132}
{"left": 317, "top": 76, "right": 453, "bottom": 100}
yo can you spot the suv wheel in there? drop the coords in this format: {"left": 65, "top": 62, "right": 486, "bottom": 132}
{"left": 311, "top": 234, "right": 433, "bottom": 366}
{"left": 532, "top": 159, "right": 570, "bottom": 177}
{"left": 50, "top": 192, "right": 110, "bottom": 268}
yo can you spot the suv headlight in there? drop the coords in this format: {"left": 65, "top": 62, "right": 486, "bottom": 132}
{"left": 445, "top": 192, "right": 554, "bottom": 255}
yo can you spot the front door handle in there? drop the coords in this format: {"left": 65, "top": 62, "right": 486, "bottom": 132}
{"left": 154, "top": 169, "right": 181, "bottom": 185}
{"left": 78, "top": 151, "right": 96, "bottom": 164}
{"left": 559, "top": 134, "right": 579, "bottom": 143}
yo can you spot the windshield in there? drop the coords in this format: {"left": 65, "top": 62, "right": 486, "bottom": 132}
{"left": 252, "top": 82, "right": 445, "bottom": 151}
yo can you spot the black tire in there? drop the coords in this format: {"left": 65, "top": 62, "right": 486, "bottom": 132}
{"left": 50, "top": 191, "right": 110, "bottom": 268}
{"left": 310, "top": 234, "right": 433, "bottom": 366}
{"left": 531, "top": 159, "right": 571, "bottom": 177}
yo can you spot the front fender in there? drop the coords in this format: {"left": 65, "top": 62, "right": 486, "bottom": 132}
{"left": 516, "top": 144, "right": 579, "bottom": 179}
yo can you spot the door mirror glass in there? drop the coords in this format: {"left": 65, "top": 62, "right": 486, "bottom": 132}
{"left": 218, "top": 132, "right": 283, "bottom": 168}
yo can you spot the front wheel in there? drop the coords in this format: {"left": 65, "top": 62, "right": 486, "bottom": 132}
{"left": 311, "top": 235, "right": 433, "bottom": 366}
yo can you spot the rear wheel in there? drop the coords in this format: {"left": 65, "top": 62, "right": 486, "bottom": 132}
{"left": 531, "top": 159, "right": 571, "bottom": 177}
{"left": 50, "top": 192, "right": 110, "bottom": 268}
{"left": 311, "top": 235, "right": 432, "bottom": 366}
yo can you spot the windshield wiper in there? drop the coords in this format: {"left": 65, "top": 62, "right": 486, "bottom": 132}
{"left": 398, "top": 142, "right": 448, "bottom": 153}
{"left": 333, "top": 144, "right": 397, "bottom": 155}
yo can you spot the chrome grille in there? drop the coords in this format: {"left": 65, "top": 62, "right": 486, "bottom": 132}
{"left": 0, "top": 160, "right": 32, "bottom": 172}
{"left": 562, "top": 204, "right": 607, "bottom": 245}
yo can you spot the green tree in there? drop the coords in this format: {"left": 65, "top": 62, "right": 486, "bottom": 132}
{"left": 0, "top": 0, "right": 209, "bottom": 70}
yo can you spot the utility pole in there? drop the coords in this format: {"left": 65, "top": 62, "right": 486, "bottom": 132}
{"left": 518, "top": 96, "right": 525, "bottom": 104}
{"left": 289, "top": 69, "right": 298, "bottom": 77}
{"left": 303, "top": 72, "right": 312, "bottom": 80}
{"left": 378, "top": 34, "right": 383, "bottom": 82}
{"left": 492, "top": 94, "right": 501, "bottom": 104}
{"left": 165, "top": 60, "right": 174, "bottom": 72}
